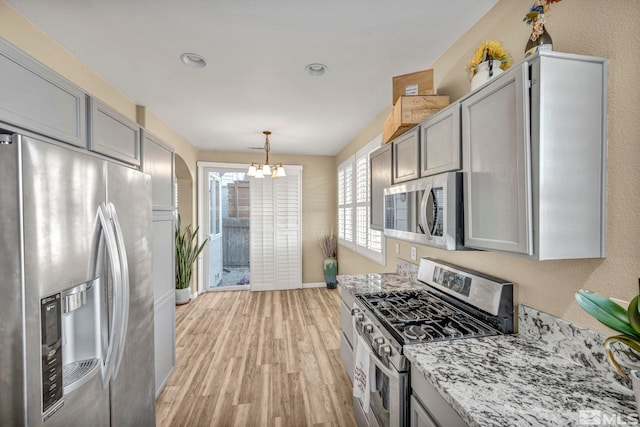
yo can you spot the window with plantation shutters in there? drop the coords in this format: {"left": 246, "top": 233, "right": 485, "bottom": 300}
{"left": 337, "top": 135, "right": 385, "bottom": 265}
{"left": 250, "top": 166, "right": 303, "bottom": 291}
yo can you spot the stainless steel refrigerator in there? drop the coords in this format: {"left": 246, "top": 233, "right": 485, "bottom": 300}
{"left": 0, "top": 133, "right": 155, "bottom": 426}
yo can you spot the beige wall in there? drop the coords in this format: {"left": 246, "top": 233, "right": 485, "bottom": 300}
{"left": 337, "top": 0, "right": 640, "bottom": 334}
{"left": 197, "top": 151, "right": 336, "bottom": 284}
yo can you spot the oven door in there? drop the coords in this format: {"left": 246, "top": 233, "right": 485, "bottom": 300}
{"left": 353, "top": 337, "right": 408, "bottom": 427}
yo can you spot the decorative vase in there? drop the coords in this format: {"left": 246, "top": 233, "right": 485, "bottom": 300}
{"left": 323, "top": 257, "right": 338, "bottom": 289}
{"left": 175, "top": 288, "right": 191, "bottom": 305}
{"left": 525, "top": 24, "right": 553, "bottom": 57}
{"left": 470, "top": 59, "right": 504, "bottom": 91}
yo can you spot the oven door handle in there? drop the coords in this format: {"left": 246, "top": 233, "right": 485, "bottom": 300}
{"left": 362, "top": 335, "right": 401, "bottom": 383}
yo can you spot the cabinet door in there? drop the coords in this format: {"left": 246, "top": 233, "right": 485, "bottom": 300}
{"left": 462, "top": 63, "right": 533, "bottom": 255}
{"left": 420, "top": 103, "right": 461, "bottom": 177}
{"left": 152, "top": 212, "right": 175, "bottom": 396}
{"left": 369, "top": 144, "right": 392, "bottom": 230}
{"left": 0, "top": 38, "right": 86, "bottom": 147}
{"left": 89, "top": 97, "right": 140, "bottom": 165}
{"left": 142, "top": 131, "right": 175, "bottom": 211}
{"left": 153, "top": 292, "right": 175, "bottom": 397}
{"left": 410, "top": 395, "right": 437, "bottom": 427}
{"left": 393, "top": 127, "right": 420, "bottom": 183}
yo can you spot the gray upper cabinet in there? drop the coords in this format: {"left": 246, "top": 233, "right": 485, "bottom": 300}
{"left": 420, "top": 103, "right": 461, "bottom": 177}
{"left": 462, "top": 63, "right": 532, "bottom": 256}
{"left": 142, "top": 130, "right": 175, "bottom": 211}
{"left": 88, "top": 97, "right": 141, "bottom": 166}
{"left": 370, "top": 143, "right": 392, "bottom": 230}
{"left": 392, "top": 127, "right": 420, "bottom": 183}
{"left": 0, "top": 38, "right": 86, "bottom": 147}
{"left": 462, "top": 52, "right": 607, "bottom": 260}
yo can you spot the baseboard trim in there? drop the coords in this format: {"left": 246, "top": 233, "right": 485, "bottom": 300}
{"left": 302, "top": 282, "right": 327, "bottom": 289}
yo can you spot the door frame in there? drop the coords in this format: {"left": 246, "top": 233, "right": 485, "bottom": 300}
{"left": 196, "top": 162, "right": 250, "bottom": 294}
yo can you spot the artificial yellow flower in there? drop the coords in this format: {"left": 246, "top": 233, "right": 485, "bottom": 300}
{"left": 465, "top": 40, "right": 513, "bottom": 76}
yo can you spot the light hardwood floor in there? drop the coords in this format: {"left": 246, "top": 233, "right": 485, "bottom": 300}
{"left": 156, "top": 288, "right": 357, "bottom": 427}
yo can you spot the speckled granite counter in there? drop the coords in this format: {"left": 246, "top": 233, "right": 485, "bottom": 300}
{"left": 337, "top": 272, "right": 423, "bottom": 296}
{"left": 337, "top": 258, "right": 422, "bottom": 296}
{"left": 405, "top": 306, "right": 637, "bottom": 427}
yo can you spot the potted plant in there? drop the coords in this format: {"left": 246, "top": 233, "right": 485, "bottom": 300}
{"left": 175, "top": 214, "right": 208, "bottom": 305}
{"left": 318, "top": 230, "right": 338, "bottom": 289}
{"left": 465, "top": 40, "right": 513, "bottom": 91}
{"left": 576, "top": 288, "right": 640, "bottom": 412}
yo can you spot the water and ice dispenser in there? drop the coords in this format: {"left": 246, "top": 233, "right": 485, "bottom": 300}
{"left": 40, "top": 280, "right": 102, "bottom": 415}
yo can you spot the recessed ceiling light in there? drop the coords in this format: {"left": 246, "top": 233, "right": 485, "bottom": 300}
{"left": 180, "top": 53, "right": 207, "bottom": 68}
{"left": 305, "top": 63, "right": 328, "bottom": 77}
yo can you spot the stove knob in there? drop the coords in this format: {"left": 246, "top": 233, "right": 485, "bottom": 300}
{"left": 380, "top": 345, "right": 392, "bottom": 356}
{"left": 356, "top": 313, "right": 365, "bottom": 322}
{"left": 350, "top": 308, "right": 360, "bottom": 316}
{"left": 364, "top": 324, "right": 373, "bottom": 333}
{"left": 375, "top": 337, "right": 385, "bottom": 346}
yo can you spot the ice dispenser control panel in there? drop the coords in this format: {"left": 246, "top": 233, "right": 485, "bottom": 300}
{"left": 41, "top": 294, "right": 63, "bottom": 414}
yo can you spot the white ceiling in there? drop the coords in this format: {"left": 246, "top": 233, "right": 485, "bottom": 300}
{"left": 6, "top": 0, "right": 497, "bottom": 155}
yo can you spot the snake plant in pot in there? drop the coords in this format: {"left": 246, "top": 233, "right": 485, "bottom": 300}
{"left": 575, "top": 288, "right": 640, "bottom": 379}
{"left": 175, "top": 214, "right": 208, "bottom": 305}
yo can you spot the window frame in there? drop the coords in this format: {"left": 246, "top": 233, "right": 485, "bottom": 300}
{"left": 337, "top": 135, "right": 386, "bottom": 265}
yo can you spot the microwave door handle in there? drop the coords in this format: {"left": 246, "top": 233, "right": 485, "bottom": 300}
{"left": 107, "top": 203, "right": 130, "bottom": 379}
{"left": 419, "top": 186, "right": 434, "bottom": 240}
{"left": 94, "top": 203, "right": 122, "bottom": 388}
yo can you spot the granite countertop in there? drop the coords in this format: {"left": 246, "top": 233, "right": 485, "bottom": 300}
{"left": 337, "top": 273, "right": 423, "bottom": 296}
{"left": 405, "top": 334, "right": 636, "bottom": 427}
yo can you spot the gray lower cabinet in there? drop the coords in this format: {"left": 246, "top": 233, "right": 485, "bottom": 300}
{"left": 392, "top": 127, "right": 420, "bottom": 183}
{"left": 0, "top": 37, "right": 86, "bottom": 147}
{"left": 370, "top": 143, "right": 392, "bottom": 230}
{"left": 88, "top": 97, "right": 141, "bottom": 166}
{"left": 461, "top": 52, "right": 607, "bottom": 260}
{"left": 339, "top": 288, "right": 355, "bottom": 383}
{"left": 153, "top": 291, "right": 175, "bottom": 397}
{"left": 410, "top": 369, "right": 466, "bottom": 427}
{"left": 142, "top": 131, "right": 175, "bottom": 211}
{"left": 151, "top": 212, "right": 176, "bottom": 396}
{"left": 420, "top": 103, "right": 461, "bottom": 177}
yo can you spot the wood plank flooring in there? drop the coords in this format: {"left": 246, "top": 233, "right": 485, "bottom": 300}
{"left": 156, "top": 288, "right": 357, "bottom": 427}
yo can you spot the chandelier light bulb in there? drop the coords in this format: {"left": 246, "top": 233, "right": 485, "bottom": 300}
{"left": 247, "top": 130, "right": 286, "bottom": 178}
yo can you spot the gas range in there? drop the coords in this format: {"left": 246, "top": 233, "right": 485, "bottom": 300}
{"left": 352, "top": 258, "right": 514, "bottom": 372}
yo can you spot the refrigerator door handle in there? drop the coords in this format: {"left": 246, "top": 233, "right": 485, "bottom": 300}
{"left": 108, "top": 202, "right": 130, "bottom": 379}
{"left": 92, "top": 203, "right": 124, "bottom": 388}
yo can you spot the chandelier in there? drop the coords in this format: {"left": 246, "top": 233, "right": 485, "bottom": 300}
{"left": 247, "top": 131, "right": 286, "bottom": 178}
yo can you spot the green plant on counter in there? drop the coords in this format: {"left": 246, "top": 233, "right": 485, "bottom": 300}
{"left": 576, "top": 288, "right": 640, "bottom": 378}
{"left": 175, "top": 214, "right": 208, "bottom": 290}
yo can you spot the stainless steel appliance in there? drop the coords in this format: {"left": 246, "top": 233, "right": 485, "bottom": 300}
{"left": 0, "top": 133, "right": 155, "bottom": 426}
{"left": 383, "top": 172, "right": 463, "bottom": 250}
{"left": 351, "top": 258, "right": 513, "bottom": 427}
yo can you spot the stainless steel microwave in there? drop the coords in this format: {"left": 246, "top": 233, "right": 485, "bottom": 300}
{"left": 383, "top": 172, "right": 464, "bottom": 250}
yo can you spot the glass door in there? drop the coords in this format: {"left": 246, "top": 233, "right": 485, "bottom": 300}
{"left": 199, "top": 164, "right": 251, "bottom": 291}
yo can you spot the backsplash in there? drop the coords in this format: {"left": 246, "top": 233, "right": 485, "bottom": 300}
{"left": 396, "top": 259, "right": 418, "bottom": 282}
{"left": 519, "top": 305, "right": 633, "bottom": 387}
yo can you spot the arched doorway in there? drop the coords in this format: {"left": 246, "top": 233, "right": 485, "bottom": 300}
{"left": 175, "top": 154, "right": 193, "bottom": 228}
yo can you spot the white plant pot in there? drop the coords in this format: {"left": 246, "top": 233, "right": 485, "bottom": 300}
{"left": 471, "top": 59, "right": 504, "bottom": 91}
{"left": 175, "top": 288, "right": 191, "bottom": 305}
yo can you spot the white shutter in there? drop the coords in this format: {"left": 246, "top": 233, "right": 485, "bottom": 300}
{"left": 338, "top": 156, "right": 355, "bottom": 248}
{"left": 250, "top": 166, "right": 302, "bottom": 291}
{"left": 338, "top": 137, "right": 385, "bottom": 264}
